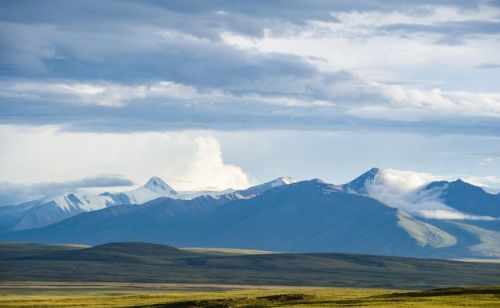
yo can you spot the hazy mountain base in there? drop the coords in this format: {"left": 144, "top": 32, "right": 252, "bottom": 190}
{"left": 1, "top": 282, "right": 500, "bottom": 307}
{"left": 2, "top": 242, "right": 500, "bottom": 290}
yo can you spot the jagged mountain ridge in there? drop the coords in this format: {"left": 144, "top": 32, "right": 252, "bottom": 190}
{"left": 0, "top": 176, "right": 295, "bottom": 233}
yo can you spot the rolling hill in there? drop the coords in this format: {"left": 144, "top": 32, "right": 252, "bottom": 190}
{"left": 2, "top": 242, "right": 500, "bottom": 289}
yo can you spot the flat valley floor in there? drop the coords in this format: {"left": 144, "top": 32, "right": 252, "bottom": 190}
{"left": 1, "top": 282, "right": 500, "bottom": 307}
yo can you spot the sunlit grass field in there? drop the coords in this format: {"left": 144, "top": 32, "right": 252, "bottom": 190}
{"left": 1, "top": 283, "right": 499, "bottom": 307}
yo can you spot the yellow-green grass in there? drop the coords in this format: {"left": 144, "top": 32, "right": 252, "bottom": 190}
{"left": 0, "top": 282, "right": 499, "bottom": 307}
{"left": 180, "top": 247, "right": 276, "bottom": 255}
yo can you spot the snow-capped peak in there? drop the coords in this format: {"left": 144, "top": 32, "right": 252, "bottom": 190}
{"left": 270, "top": 176, "right": 295, "bottom": 187}
{"left": 342, "top": 167, "right": 381, "bottom": 194}
{"left": 121, "top": 177, "right": 178, "bottom": 205}
{"left": 232, "top": 176, "right": 296, "bottom": 199}
{"left": 144, "top": 176, "right": 177, "bottom": 195}
{"left": 36, "top": 192, "right": 114, "bottom": 213}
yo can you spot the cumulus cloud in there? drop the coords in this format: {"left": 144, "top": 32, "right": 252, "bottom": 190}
{"left": 364, "top": 168, "right": 499, "bottom": 220}
{"left": 0, "top": 126, "right": 251, "bottom": 194}
{"left": 172, "top": 137, "right": 250, "bottom": 191}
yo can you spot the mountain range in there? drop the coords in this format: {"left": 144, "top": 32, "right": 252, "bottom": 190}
{"left": 1, "top": 168, "right": 499, "bottom": 259}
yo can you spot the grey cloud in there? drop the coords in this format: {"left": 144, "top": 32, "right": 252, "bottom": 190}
{"left": 477, "top": 63, "right": 500, "bottom": 69}
{"left": 1, "top": 86, "right": 500, "bottom": 136}
{"left": 1, "top": 1, "right": 499, "bottom": 136}
{"left": 62, "top": 176, "right": 134, "bottom": 189}
{"left": 0, "top": 0, "right": 494, "bottom": 78}
{"left": 0, "top": 21, "right": 320, "bottom": 89}
{"left": 0, "top": 1, "right": 484, "bottom": 31}
{"left": 379, "top": 21, "right": 500, "bottom": 44}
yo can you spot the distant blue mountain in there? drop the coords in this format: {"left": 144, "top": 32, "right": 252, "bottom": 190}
{"left": 342, "top": 168, "right": 500, "bottom": 220}
{"left": 341, "top": 167, "right": 380, "bottom": 194}
{"left": 0, "top": 176, "right": 295, "bottom": 234}
{"left": 2, "top": 179, "right": 477, "bottom": 258}
{"left": 423, "top": 179, "right": 500, "bottom": 218}
{"left": 2, "top": 169, "right": 500, "bottom": 258}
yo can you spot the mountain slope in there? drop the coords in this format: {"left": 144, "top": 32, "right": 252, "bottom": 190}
{"left": 423, "top": 179, "right": 500, "bottom": 218}
{"left": 342, "top": 168, "right": 500, "bottom": 226}
{"left": 168, "top": 180, "right": 457, "bottom": 256}
{"left": 116, "top": 176, "right": 178, "bottom": 204}
{"left": 0, "top": 193, "right": 116, "bottom": 233}
{"left": 341, "top": 167, "right": 380, "bottom": 194}
{"left": 0, "top": 176, "right": 182, "bottom": 233}
{"left": 2, "top": 195, "right": 230, "bottom": 245}
{"left": 231, "top": 176, "right": 295, "bottom": 198}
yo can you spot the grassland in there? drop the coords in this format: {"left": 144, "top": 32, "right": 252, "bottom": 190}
{"left": 3, "top": 242, "right": 500, "bottom": 290}
{"left": 0, "top": 282, "right": 499, "bottom": 307}
{"left": 181, "top": 247, "right": 276, "bottom": 255}
{"left": 2, "top": 242, "right": 500, "bottom": 306}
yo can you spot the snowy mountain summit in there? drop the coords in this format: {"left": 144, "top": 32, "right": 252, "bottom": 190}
{"left": 233, "top": 176, "right": 296, "bottom": 198}
{"left": 144, "top": 177, "right": 177, "bottom": 195}
{"left": 270, "top": 176, "right": 295, "bottom": 187}
{"left": 122, "top": 177, "right": 178, "bottom": 204}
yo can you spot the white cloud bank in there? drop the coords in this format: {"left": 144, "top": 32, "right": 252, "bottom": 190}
{"left": 1, "top": 76, "right": 499, "bottom": 124}
{"left": 171, "top": 136, "right": 250, "bottom": 191}
{"left": 365, "top": 168, "right": 499, "bottom": 220}
{"left": 0, "top": 126, "right": 250, "bottom": 195}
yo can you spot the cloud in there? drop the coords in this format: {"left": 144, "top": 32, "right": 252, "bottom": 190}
{"left": 0, "top": 20, "right": 318, "bottom": 82}
{"left": 369, "top": 83, "right": 500, "bottom": 118}
{"left": 379, "top": 20, "right": 500, "bottom": 44}
{"left": 0, "top": 80, "right": 201, "bottom": 107}
{"left": 0, "top": 126, "right": 250, "bottom": 194}
{"left": 1, "top": 77, "right": 500, "bottom": 135}
{"left": 172, "top": 136, "right": 250, "bottom": 191}
{"left": 67, "top": 176, "right": 134, "bottom": 188}
{"left": 0, "top": 1, "right": 499, "bottom": 135}
{"left": 364, "top": 168, "right": 500, "bottom": 220}
{"left": 477, "top": 63, "right": 500, "bottom": 69}
{"left": 419, "top": 209, "right": 496, "bottom": 220}
{"left": 1, "top": 1, "right": 487, "bottom": 41}
{"left": 0, "top": 175, "right": 133, "bottom": 206}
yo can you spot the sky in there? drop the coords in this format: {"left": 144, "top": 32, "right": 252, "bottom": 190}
{"left": 1, "top": 0, "right": 500, "bottom": 203}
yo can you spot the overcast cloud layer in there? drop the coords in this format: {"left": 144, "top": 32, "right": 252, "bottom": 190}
{"left": 1, "top": 0, "right": 499, "bottom": 134}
